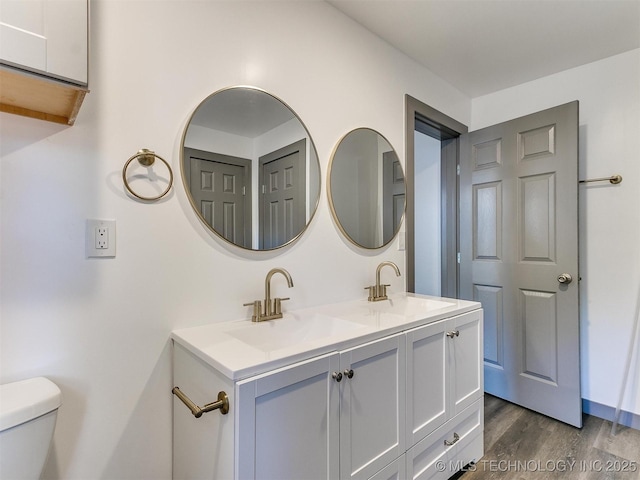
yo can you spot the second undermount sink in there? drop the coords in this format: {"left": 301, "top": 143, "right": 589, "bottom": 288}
{"left": 368, "top": 295, "right": 455, "bottom": 317}
{"left": 228, "top": 314, "right": 366, "bottom": 352}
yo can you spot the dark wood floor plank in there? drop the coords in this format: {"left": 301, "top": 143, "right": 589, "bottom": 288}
{"left": 461, "top": 395, "right": 640, "bottom": 480}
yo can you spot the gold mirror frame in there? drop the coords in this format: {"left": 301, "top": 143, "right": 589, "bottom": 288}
{"left": 328, "top": 128, "right": 406, "bottom": 249}
{"left": 181, "top": 86, "right": 321, "bottom": 251}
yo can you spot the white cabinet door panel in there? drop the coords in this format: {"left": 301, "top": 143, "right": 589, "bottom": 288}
{"left": 450, "top": 311, "right": 483, "bottom": 416}
{"left": 236, "top": 353, "right": 340, "bottom": 480}
{"left": 340, "top": 334, "right": 406, "bottom": 480}
{"left": 406, "top": 319, "right": 447, "bottom": 445}
{"left": 0, "top": 0, "right": 87, "bottom": 84}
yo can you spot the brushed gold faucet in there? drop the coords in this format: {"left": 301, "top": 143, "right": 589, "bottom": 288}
{"left": 365, "top": 261, "right": 401, "bottom": 301}
{"left": 244, "top": 268, "right": 294, "bottom": 322}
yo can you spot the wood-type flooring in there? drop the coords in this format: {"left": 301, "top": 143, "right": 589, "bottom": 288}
{"left": 458, "top": 395, "right": 640, "bottom": 480}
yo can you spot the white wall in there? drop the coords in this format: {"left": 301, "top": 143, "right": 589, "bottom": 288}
{"left": 471, "top": 49, "right": 640, "bottom": 417}
{"left": 414, "top": 131, "right": 441, "bottom": 296}
{"left": 0, "top": 1, "right": 470, "bottom": 478}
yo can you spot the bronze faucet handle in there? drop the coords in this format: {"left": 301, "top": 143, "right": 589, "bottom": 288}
{"left": 274, "top": 297, "right": 290, "bottom": 315}
{"left": 243, "top": 300, "right": 263, "bottom": 322}
{"left": 364, "top": 286, "right": 376, "bottom": 301}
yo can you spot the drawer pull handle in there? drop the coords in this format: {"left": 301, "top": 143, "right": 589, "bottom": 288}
{"left": 344, "top": 369, "right": 354, "bottom": 379}
{"left": 172, "top": 387, "right": 229, "bottom": 417}
{"left": 444, "top": 432, "right": 460, "bottom": 446}
{"left": 446, "top": 330, "right": 460, "bottom": 338}
{"left": 332, "top": 372, "right": 343, "bottom": 382}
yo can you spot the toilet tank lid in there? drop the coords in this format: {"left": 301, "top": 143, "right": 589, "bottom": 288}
{"left": 0, "top": 377, "right": 62, "bottom": 431}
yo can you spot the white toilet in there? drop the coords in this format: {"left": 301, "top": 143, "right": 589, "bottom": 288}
{"left": 0, "top": 377, "right": 62, "bottom": 479}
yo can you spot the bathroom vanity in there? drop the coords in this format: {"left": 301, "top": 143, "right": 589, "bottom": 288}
{"left": 171, "top": 293, "right": 483, "bottom": 480}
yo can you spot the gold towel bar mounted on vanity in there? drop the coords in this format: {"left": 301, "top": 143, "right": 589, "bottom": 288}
{"left": 172, "top": 387, "right": 229, "bottom": 418}
{"left": 578, "top": 174, "right": 622, "bottom": 185}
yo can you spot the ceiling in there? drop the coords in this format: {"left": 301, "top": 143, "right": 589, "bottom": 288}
{"left": 327, "top": 0, "right": 640, "bottom": 98}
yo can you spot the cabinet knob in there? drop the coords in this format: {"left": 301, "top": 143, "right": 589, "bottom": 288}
{"left": 332, "top": 372, "right": 343, "bottom": 382}
{"left": 343, "top": 369, "right": 354, "bottom": 379}
{"left": 446, "top": 330, "right": 460, "bottom": 338}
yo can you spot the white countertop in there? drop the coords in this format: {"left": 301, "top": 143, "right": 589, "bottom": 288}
{"left": 171, "top": 292, "right": 481, "bottom": 380}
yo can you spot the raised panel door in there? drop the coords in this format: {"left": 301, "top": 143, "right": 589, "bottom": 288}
{"left": 460, "top": 101, "right": 581, "bottom": 427}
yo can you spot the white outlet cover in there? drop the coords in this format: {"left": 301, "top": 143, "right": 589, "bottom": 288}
{"left": 86, "top": 219, "right": 116, "bottom": 258}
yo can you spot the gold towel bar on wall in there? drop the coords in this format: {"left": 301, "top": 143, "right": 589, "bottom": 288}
{"left": 579, "top": 174, "right": 622, "bottom": 185}
{"left": 172, "top": 387, "right": 229, "bottom": 417}
{"left": 122, "top": 149, "right": 174, "bottom": 201}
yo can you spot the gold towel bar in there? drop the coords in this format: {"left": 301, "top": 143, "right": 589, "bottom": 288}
{"left": 122, "top": 149, "right": 174, "bottom": 201}
{"left": 579, "top": 174, "right": 622, "bottom": 185}
{"left": 172, "top": 387, "right": 229, "bottom": 417}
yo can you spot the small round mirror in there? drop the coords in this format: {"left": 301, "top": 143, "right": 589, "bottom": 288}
{"left": 328, "top": 128, "right": 406, "bottom": 249}
{"left": 182, "top": 87, "right": 321, "bottom": 250}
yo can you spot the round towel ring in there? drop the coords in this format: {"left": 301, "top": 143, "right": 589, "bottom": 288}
{"left": 122, "top": 149, "right": 174, "bottom": 201}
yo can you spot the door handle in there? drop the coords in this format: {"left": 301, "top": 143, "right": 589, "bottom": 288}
{"left": 557, "top": 273, "right": 573, "bottom": 284}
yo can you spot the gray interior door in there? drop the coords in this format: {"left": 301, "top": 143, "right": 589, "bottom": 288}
{"left": 383, "top": 150, "right": 405, "bottom": 241}
{"left": 184, "top": 148, "right": 252, "bottom": 248}
{"left": 459, "top": 102, "right": 581, "bottom": 427}
{"left": 259, "top": 139, "right": 306, "bottom": 249}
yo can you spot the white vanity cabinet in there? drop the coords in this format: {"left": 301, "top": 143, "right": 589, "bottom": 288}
{"left": 0, "top": 0, "right": 88, "bottom": 124}
{"left": 0, "top": 0, "right": 88, "bottom": 84}
{"left": 171, "top": 293, "right": 483, "bottom": 480}
{"left": 405, "top": 310, "right": 483, "bottom": 479}
{"left": 227, "top": 333, "right": 405, "bottom": 480}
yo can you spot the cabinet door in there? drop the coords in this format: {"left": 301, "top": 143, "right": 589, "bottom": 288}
{"left": 449, "top": 310, "right": 483, "bottom": 416}
{"left": 340, "top": 333, "right": 406, "bottom": 480}
{"left": 0, "top": 0, "right": 88, "bottom": 84}
{"left": 236, "top": 353, "right": 340, "bottom": 480}
{"left": 406, "top": 319, "right": 448, "bottom": 446}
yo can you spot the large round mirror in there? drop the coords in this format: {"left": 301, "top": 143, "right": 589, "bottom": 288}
{"left": 182, "top": 87, "right": 321, "bottom": 250}
{"left": 328, "top": 128, "right": 406, "bottom": 249}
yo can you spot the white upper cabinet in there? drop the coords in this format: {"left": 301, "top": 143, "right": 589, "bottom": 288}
{"left": 0, "top": 0, "right": 88, "bottom": 85}
{"left": 0, "top": 0, "right": 88, "bottom": 125}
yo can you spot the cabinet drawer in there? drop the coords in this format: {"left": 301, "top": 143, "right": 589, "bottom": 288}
{"left": 406, "top": 399, "right": 483, "bottom": 480}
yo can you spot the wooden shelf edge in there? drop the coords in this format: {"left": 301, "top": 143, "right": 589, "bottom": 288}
{"left": 0, "top": 68, "right": 89, "bottom": 125}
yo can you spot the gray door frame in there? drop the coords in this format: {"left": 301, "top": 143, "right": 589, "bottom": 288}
{"left": 405, "top": 95, "right": 468, "bottom": 297}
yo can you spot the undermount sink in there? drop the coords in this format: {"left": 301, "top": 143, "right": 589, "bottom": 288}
{"left": 367, "top": 295, "right": 455, "bottom": 316}
{"left": 228, "top": 314, "right": 365, "bottom": 352}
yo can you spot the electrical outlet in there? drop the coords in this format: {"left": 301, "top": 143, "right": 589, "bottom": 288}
{"left": 95, "top": 227, "right": 108, "bottom": 249}
{"left": 87, "top": 219, "right": 116, "bottom": 257}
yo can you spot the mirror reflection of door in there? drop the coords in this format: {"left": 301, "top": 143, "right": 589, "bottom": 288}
{"left": 184, "top": 148, "right": 252, "bottom": 248}
{"left": 259, "top": 139, "right": 307, "bottom": 249}
{"left": 382, "top": 151, "right": 405, "bottom": 243}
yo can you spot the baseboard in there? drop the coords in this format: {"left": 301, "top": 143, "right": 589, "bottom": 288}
{"left": 582, "top": 399, "right": 640, "bottom": 430}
